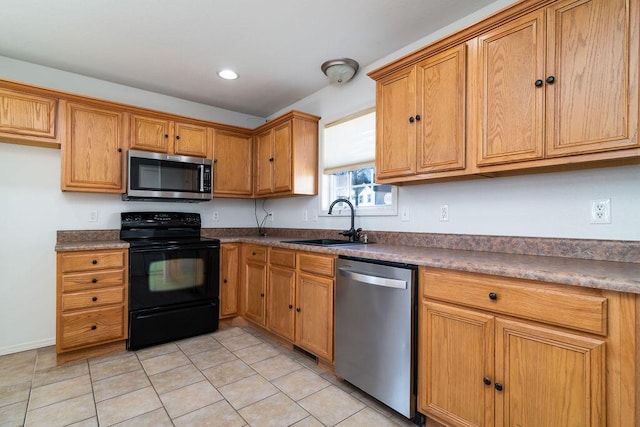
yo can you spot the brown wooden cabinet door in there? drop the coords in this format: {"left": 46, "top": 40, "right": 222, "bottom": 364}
{"left": 62, "top": 102, "right": 125, "bottom": 192}
{"left": 220, "top": 244, "right": 239, "bottom": 318}
{"left": 419, "top": 301, "right": 494, "bottom": 427}
{"left": 0, "top": 88, "right": 57, "bottom": 142}
{"left": 416, "top": 44, "right": 466, "bottom": 173}
{"left": 212, "top": 129, "right": 253, "bottom": 197}
{"left": 254, "top": 129, "right": 274, "bottom": 195}
{"left": 295, "top": 273, "right": 333, "bottom": 361}
{"left": 375, "top": 67, "right": 417, "bottom": 179}
{"left": 272, "top": 121, "right": 293, "bottom": 193}
{"left": 495, "top": 318, "right": 606, "bottom": 426}
{"left": 244, "top": 261, "right": 266, "bottom": 326}
{"left": 130, "top": 114, "right": 170, "bottom": 153}
{"left": 476, "top": 10, "right": 546, "bottom": 166}
{"left": 545, "top": 0, "right": 639, "bottom": 156}
{"left": 174, "top": 122, "right": 209, "bottom": 158}
{"left": 267, "top": 265, "right": 296, "bottom": 341}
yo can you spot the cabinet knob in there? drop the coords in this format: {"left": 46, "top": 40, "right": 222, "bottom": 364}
{"left": 117, "top": 148, "right": 122, "bottom": 153}
{"left": 213, "top": 159, "right": 218, "bottom": 163}
{"left": 260, "top": 293, "right": 265, "bottom": 297}
{"left": 176, "top": 135, "right": 181, "bottom": 140}
{"left": 269, "top": 157, "right": 274, "bottom": 162}
{"left": 164, "top": 134, "right": 169, "bottom": 138}
{"left": 534, "top": 79, "right": 543, "bottom": 87}
{"left": 409, "top": 116, "right": 415, "bottom": 123}
{"left": 92, "top": 260, "right": 98, "bottom": 265}
{"left": 91, "top": 325, "right": 97, "bottom": 330}
{"left": 289, "top": 304, "right": 293, "bottom": 309}
{"left": 252, "top": 252, "right": 256, "bottom": 256}
{"left": 489, "top": 292, "right": 498, "bottom": 301}
{"left": 223, "top": 279, "right": 228, "bottom": 283}
{"left": 415, "top": 115, "right": 421, "bottom": 121}
{"left": 92, "top": 278, "right": 98, "bottom": 283}
{"left": 546, "top": 75, "right": 555, "bottom": 84}
{"left": 495, "top": 383, "right": 504, "bottom": 391}
{"left": 296, "top": 307, "right": 301, "bottom": 312}
{"left": 483, "top": 377, "right": 492, "bottom": 386}
{"left": 92, "top": 296, "right": 98, "bottom": 302}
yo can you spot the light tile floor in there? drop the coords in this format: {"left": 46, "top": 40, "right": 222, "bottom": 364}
{"left": 0, "top": 324, "right": 418, "bottom": 427}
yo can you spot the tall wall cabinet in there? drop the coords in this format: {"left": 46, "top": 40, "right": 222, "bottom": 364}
{"left": 369, "top": 0, "right": 640, "bottom": 184}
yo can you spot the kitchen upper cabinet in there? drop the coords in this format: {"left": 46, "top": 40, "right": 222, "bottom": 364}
{"left": 212, "top": 128, "right": 253, "bottom": 197}
{"left": 253, "top": 111, "right": 320, "bottom": 198}
{"left": 375, "top": 44, "right": 467, "bottom": 182}
{"left": 0, "top": 86, "right": 60, "bottom": 148}
{"left": 220, "top": 243, "right": 240, "bottom": 318}
{"left": 61, "top": 101, "right": 126, "bottom": 193}
{"left": 475, "top": 0, "right": 639, "bottom": 167}
{"left": 130, "top": 113, "right": 210, "bottom": 158}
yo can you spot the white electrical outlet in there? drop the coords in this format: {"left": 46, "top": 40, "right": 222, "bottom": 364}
{"left": 212, "top": 211, "right": 220, "bottom": 221}
{"left": 303, "top": 210, "right": 308, "bottom": 222}
{"left": 401, "top": 207, "right": 410, "bottom": 221}
{"left": 89, "top": 210, "right": 98, "bottom": 222}
{"left": 590, "top": 199, "right": 611, "bottom": 224}
{"left": 312, "top": 210, "right": 319, "bottom": 221}
{"left": 440, "top": 205, "right": 449, "bottom": 222}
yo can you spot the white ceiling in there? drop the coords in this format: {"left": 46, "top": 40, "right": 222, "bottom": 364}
{"left": 1, "top": 0, "right": 496, "bottom": 118}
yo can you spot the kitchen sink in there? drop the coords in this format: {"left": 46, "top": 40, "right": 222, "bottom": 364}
{"left": 281, "top": 238, "right": 368, "bottom": 247}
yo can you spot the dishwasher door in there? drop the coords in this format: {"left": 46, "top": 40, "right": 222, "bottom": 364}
{"left": 335, "top": 256, "right": 417, "bottom": 419}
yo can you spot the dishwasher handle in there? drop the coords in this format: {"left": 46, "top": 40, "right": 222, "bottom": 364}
{"left": 338, "top": 268, "right": 407, "bottom": 289}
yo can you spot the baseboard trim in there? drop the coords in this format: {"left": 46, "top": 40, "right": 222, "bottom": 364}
{"left": 0, "top": 338, "right": 55, "bottom": 356}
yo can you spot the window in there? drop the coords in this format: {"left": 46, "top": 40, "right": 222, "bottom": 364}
{"left": 321, "top": 110, "right": 397, "bottom": 215}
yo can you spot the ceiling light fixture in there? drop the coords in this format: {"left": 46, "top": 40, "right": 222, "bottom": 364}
{"left": 217, "top": 69, "right": 238, "bottom": 80}
{"left": 321, "top": 58, "right": 359, "bottom": 84}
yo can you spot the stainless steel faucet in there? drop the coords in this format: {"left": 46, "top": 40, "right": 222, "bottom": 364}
{"left": 328, "top": 198, "right": 362, "bottom": 242}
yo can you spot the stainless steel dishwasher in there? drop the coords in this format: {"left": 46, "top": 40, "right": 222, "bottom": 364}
{"left": 335, "top": 256, "right": 420, "bottom": 422}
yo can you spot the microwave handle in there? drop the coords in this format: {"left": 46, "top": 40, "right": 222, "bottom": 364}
{"left": 198, "top": 165, "right": 204, "bottom": 192}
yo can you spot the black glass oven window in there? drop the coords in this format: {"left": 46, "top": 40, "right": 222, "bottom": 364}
{"left": 148, "top": 258, "right": 205, "bottom": 292}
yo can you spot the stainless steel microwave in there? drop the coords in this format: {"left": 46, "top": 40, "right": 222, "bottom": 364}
{"left": 123, "top": 150, "right": 213, "bottom": 202}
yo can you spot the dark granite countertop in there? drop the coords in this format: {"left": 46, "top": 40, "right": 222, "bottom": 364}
{"left": 55, "top": 230, "right": 640, "bottom": 294}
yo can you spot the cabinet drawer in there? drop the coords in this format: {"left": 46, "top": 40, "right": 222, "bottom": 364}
{"left": 59, "top": 306, "right": 125, "bottom": 350}
{"left": 270, "top": 248, "right": 296, "bottom": 268}
{"left": 61, "top": 269, "right": 126, "bottom": 293}
{"left": 299, "top": 253, "right": 335, "bottom": 277}
{"left": 422, "top": 269, "right": 607, "bottom": 335}
{"left": 246, "top": 245, "right": 267, "bottom": 263}
{"left": 61, "top": 287, "right": 124, "bottom": 312}
{"left": 60, "top": 250, "right": 126, "bottom": 273}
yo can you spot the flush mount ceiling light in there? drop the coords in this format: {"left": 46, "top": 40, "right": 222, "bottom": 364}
{"left": 217, "top": 69, "right": 238, "bottom": 80}
{"left": 321, "top": 58, "right": 359, "bottom": 84}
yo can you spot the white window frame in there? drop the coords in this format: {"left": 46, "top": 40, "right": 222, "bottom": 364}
{"left": 320, "top": 109, "right": 398, "bottom": 217}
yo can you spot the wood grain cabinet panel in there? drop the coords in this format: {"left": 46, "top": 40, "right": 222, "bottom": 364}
{"left": 56, "top": 248, "right": 128, "bottom": 363}
{"left": 212, "top": 129, "right": 253, "bottom": 197}
{"left": 243, "top": 245, "right": 267, "bottom": 326}
{"left": 61, "top": 101, "right": 126, "bottom": 193}
{"left": 268, "top": 263, "right": 296, "bottom": 341}
{"left": 295, "top": 272, "right": 334, "bottom": 362}
{"left": 0, "top": 87, "right": 59, "bottom": 147}
{"left": 130, "top": 114, "right": 209, "bottom": 158}
{"left": 220, "top": 243, "right": 240, "bottom": 318}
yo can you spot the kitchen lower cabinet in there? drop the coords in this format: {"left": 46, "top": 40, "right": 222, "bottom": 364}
{"left": 242, "top": 245, "right": 267, "bottom": 326}
{"left": 220, "top": 243, "right": 240, "bottom": 318}
{"left": 267, "top": 249, "right": 296, "bottom": 341}
{"left": 61, "top": 101, "right": 126, "bottom": 193}
{"left": 419, "top": 267, "right": 638, "bottom": 427}
{"left": 56, "top": 248, "right": 128, "bottom": 364}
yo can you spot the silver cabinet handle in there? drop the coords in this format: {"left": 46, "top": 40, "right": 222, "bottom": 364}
{"left": 338, "top": 268, "right": 407, "bottom": 289}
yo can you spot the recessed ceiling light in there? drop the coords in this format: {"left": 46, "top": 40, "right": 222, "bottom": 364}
{"left": 218, "top": 69, "right": 238, "bottom": 80}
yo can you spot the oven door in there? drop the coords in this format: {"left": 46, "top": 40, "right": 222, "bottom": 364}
{"left": 129, "top": 242, "right": 219, "bottom": 311}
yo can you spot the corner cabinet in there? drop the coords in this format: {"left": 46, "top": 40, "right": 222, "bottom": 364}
{"left": 0, "top": 86, "right": 60, "bottom": 148}
{"left": 212, "top": 128, "right": 254, "bottom": 197}
{"left": 61, "top": 101, "right": 126, "bottom": 193}
{"left": 253, "top": 111, "right": 320, "bottom": 198}
{"left": 418, "top": 267, "right": 639, "bottom": 427}
{"left": 130, "top": 113, "right": 211, "bottom": 158}
{"left": 374, "top": 43, "right": 467, "bottom": 182}
{"left": 56, "top": 248, "right": 128, "bottom": 364}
